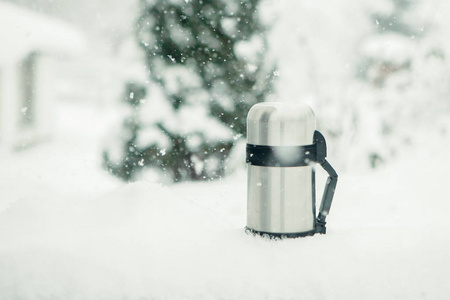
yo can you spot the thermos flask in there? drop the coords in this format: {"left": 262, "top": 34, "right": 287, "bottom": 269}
{"left": 246, "top": 102, "right": 338, "bottom": 237}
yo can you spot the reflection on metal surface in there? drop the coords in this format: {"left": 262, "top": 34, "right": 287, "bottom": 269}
{"left": 247, "top": 102, "right": 316, "bottom": 234}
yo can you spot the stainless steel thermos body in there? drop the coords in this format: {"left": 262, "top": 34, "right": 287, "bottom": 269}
{"left": 247, "top": 102, "right": 317, "bottom": 235}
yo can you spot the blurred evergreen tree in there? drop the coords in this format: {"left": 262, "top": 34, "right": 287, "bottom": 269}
{"left": 114, "top": 0, "right": 274, "bottom": 182}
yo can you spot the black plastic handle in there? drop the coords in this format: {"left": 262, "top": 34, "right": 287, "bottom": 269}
{"left": 313, "top": 131, "right": 338, "bottom": 234}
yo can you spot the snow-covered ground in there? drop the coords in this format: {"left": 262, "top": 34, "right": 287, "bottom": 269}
{"left": 0, "top": 102, "right": 449, "bottom": 300}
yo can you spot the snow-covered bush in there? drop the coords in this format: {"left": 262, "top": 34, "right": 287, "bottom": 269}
{"left": 352, "top": 0, "right": 450, "bottom": 168}
{"left": 268, "top": 0, "right": 450, "bottom": 171}
{"left": 103, "top": 82, "right": 148, "bottom": 181}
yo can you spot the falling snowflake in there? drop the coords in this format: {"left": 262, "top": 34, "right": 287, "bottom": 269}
{"left": 167, "top": 55, "right": 176, "bottom": 63}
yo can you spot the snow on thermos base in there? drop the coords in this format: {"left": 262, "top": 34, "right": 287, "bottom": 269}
{"left": 246, "top": 102, "right": 338, "bottom": 238}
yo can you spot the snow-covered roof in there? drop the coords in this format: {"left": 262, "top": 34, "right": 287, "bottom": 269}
{"left": 0, "top": 2, "right": 87, "bottom": 64}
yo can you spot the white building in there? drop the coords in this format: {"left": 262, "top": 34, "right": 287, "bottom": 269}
{"left": 0, "top": 3, "right": 87, "bottom": 150}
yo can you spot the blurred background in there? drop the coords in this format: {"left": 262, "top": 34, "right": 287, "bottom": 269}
{"left": 2, "top": 3, "right": 450, "bottom": 298}
{"left": 1, "top": 0, "right": 449, "bottom": 188}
